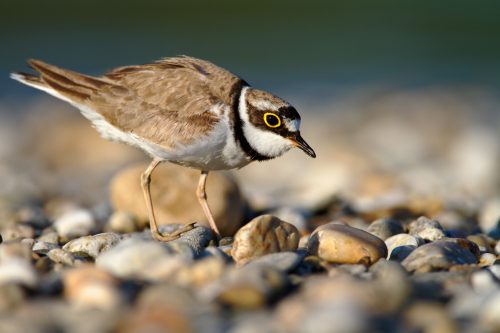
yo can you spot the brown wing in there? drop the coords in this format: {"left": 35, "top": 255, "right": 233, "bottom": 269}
{"left": 95, "top": 56, "right": 244, "bottom": 147}
{"left": 24, "top": 57, "right": 244, "bottom": 148}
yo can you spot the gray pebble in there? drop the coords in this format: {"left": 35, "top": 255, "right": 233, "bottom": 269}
{"left": 47, "top": 248, "right": 76, "bottom": 266}
{"left": 367, "top": 218, "right": 404, "bottom": 240}
{"left": 245, "top": 251, "right": 303, "bottom": 273}
{"left": 402, "top": 240, "right": 478, "bottom": 272}
{"left": 169, "top": 225, "right": 215, "bottom": 257}
{"left": 0, "top": 224, "right": 35, "bottom": 241}
{"left": 54, "top": 209, "right": 96, "bottom": 240}
{"left": 32, "top": 241, "right": 59, "bottom": 254}
{"left": 408, "top": 216, "right": 445, "bottom": 241}
{"left": 96, "top": 238, "right": 188, "bottom": 280}
{"left": 63, "top": 232, "right": 122, "bottom": 258}
{"left": 0, "top": 258, "right": 38, "bottom": 287}
{"left": 385, "top": 233, "right": 424, "bottom": 259}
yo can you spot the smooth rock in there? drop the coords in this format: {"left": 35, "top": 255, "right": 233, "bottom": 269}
{"left": 0, "top": 223, "right": 35, "bottom": 241}
{"left": 37, "top": 229, "right": 59, "bottom": 244}
{"left": 231, "top": 215, "right": 299, "bottom": 265}
{"left": 110, "top": 163, "right": 246, "bottom": 236}
{"left": 402, "top": 240, "right": 478, "bottom": 272}
{"left": 175, "top": 256, "right": 226, "bottom": 288}
{"left": 63, "top": 265, "right": 122, "bottom": 309}
{"left": 63, "top": 232, "right": 122, "bottom": 258}
{"left": 479, "top": 253, "right": 496, "bottom": 266}
{"left": 471, "top": 269, "right": 498, "bottom": 293}
{"left": 0, "top": 284, "right": 25, "bottom": 312}
{"left": 385, "top": 233, "right": 424, "bottom": 261}
{"left": 467, "top": 234, "right": 494, "bottom": 253}
{"left": 0, "top": 258, "right": 38, "bottom": 287}
{"left": 54, "top": 209, "right": 96, "bottom": 240}
{"left": 367, "top": 218, "right": 404, "bottom": 240}
{"left": 479, "top": 291, "right": 500, "bottom": 331}
{"left": 207, "top": 265, "right": 289, "bottom": 309}
{"left": 47, "top": 248, "right": 76, "bottom": 266}
{"left": 245, "top": 252, "right": 303, "bottom": 273}
{"left": 0, "top": 241, "right": 32, "bottom": 261}
{"left": 96, "top": 238, "right": 186, "bottom": 281}
{"left": 404, "top": 302, "right": 457, "bottom": 333}
{"left": 170, "top": 225, "right": 215, "bottom": 257}
{"left": 308, "top": 223, "right": 387, "bottom": 265}
{"left": 479, "top": 197, "right": 500, "bottom": 232}
{"left": 32, "top": 241, "right": 59, "bottom": 254}
{"left": 408, "top": 216, "right": 445, "bottom": 241}
{"left": 106, "top": 211, "right": 138, "bottom": 234}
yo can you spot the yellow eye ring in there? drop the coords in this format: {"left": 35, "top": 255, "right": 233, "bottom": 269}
{"left": 263, "top": 113, "right": 281, "bottom": 128}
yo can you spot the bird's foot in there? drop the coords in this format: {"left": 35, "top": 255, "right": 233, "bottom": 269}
{"left": 151, "top": 222, "right": 197, "bottom": 242}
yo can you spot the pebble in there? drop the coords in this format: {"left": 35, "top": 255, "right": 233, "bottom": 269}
{"left": 479, "top": 253, "right": 496, "bottom": 266}
{"left": 478, "top": 197, "right": 500, "bottom": 233}
{"left": 96, "top": 238, "right": 187, "bottom": 281}
{"left": 37, "top": 229, "right": 59, "bottom": 244}
{"left": 308, "top": 223, "right": 387, "bottom": 265}
{"left": 385, "top": 233, "right": 424, "bottom": 261}
{"left": 408, "top": 216, "right": 445, "bottom": 241}
{"left": 471, "top": 270, "right": 498, "bottom": 293}
{"left": 402, "top": 240, "right": 478, "bottom": 272}
{"left": 63, "top": 232, "right": 122, "bottom": 258}
{"left": 0, "top": 241, "right": 33, "bottom": 261}
{"left": 208, "top": 265, "right": 289, "bottom": 309}
{"left": 169, "top": 225, "right": 215, "bottom": 257}
{"left": 404, "top": 302, "right": 457, "bottom": 333}
{"left": 174, "top": 256, "right": 226, "bottom": 288}
{"left": 63, "top": 265, "right": 122, "bottom": 309}
{"left": 0, "top": 284, "right": 25, "bottom": 312}
{"left": 268, "top": 206, "right": 309, "bottom": 232}
{"left": 245, "top": 251, "right": 303, "bottom": 273}
{"left": 479, "top": 291, "right": 500, "bottom": 331}
{"left": 0, "top": 258, "right": 38, "bottom": 287}
{"left": 231, "top": 215, "right": 300, "bottom": 265}
{"left": 53, "top": 208, "right": 96, "bottom": 240}
{"left": 32, "top": 241, "right": 59, "bottom": 254}
{"left": 466, "top": 234, "right": 494, "bottom": 253}
{"left": 47, "top": 248, "right": 77, "bottom": 266}
{"left": 106, "top": 211, "right": 139, "bottom": 234}
{"left": 0, "top": 223, "right": 35, "bottom": 241}
{"left": 110, "top": 163, "right": 246, "bottom": 236}
{"left": 367, "top": 218, "right": 404, "bottom": 240}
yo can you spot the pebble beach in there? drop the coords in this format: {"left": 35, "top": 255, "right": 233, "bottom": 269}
{"left": 0, "top": 87, "right": 499, "bottom": 333}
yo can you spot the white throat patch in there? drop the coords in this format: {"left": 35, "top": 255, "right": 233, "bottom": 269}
{"left": 238, "top": 87, "right": 293, "bottom": 158}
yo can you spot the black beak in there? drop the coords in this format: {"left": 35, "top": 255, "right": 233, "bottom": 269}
{"left": 291, "top": 133, "right": 316, "bottom": 158}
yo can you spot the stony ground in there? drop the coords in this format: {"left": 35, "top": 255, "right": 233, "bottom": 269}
{"left": 0, "top": 88, "right": 499, "bottom": 332}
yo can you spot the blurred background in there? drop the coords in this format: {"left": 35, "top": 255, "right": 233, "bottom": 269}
{"left": 1, "top": 0, "right": 499, "bottom": 216}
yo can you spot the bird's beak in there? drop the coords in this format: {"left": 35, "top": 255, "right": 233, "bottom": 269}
{"left": 290, "top": 132, "right": 316, "bottom": 158}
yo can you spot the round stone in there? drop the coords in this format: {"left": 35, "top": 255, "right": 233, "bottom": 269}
{"left": 63, "top": 265, "right": 122, "bottom": 309}
{"left": 385, "top": 233, "right": 424, "bottom": 261}
{"left": 308, "top": 223, "right": 388, "bottom": 265}
{"left": 106, "top": 211, "right": 138, "bottom": 234}
{"left": 53, "top": 209, "right": 96, "bottom": 240}
{"left": 63, "top": 232, "right": 122, "bottom": 258}
{"left": 0, "top": 224, "right": 35, "bottom": 241}
{"left": 367, "top": 218, "right": 404, "bottom": 240}
{"left": 231, "top": 215, "right": 300, "bottom": 265}
{"left": 109, "top": 163, "right": 246, "bottom": 236}
{"left": 96, "top": 238, "right": 187, "bottom": 281}
{"left": 408, "top": 216, "right": 445, "bottom": 242}
{"left": 402, "top": 240, "right": 479, "bottom": 272}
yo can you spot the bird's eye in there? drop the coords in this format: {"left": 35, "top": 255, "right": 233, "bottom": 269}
{"left": 263, "top": 113, "right": 281, "bottom": 128}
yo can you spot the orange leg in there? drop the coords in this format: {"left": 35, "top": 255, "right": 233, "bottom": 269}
{"left": 196, "top": 170, "right": 220, "bottom": 237}
{"left": 141, "top": 159, "right": 195, "bottom": 241}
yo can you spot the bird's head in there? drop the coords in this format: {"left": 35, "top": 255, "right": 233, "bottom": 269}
{"left": 238, "top": 87, "right": 316, "bottom": 160}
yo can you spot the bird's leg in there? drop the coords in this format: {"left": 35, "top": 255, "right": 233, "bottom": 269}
{"left": 196, "top": 170, "right": 221, "bottom": 237}
{"left": 141, "top": 159, "right": 195, "bottom": 242}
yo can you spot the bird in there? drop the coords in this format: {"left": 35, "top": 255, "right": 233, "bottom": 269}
{"left": 11, "top": 56, "right": 316, "bottom": 241}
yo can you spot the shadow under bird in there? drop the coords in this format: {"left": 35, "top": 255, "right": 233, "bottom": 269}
{"left": 11, "top": 56, "right": 316, "bottom": 241}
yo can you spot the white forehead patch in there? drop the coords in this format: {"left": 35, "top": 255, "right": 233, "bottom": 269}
{"left": 284, "top": 118, "right": 300, "bottom": 132}
{"left": 252, "top": 99, "right": 279, "bottom": 111}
